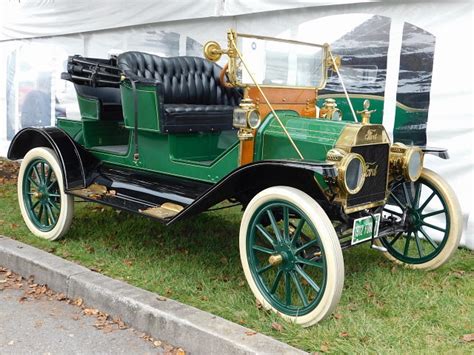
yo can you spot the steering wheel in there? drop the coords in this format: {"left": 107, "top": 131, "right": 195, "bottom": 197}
{"left": 219, "top": 63, "right": 234, "bottom": 89}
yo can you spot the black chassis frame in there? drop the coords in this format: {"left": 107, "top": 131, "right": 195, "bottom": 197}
{"left": 8, "top": 127, "right": 449, "bottom": 248}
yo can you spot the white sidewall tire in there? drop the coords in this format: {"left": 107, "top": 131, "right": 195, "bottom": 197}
{"left": 239, "top": 186, "right": 344, "bottom": 327}
{"left": 18, "top": 147, "right": 74, "bottom": 240}
{"left": 378, "top": 168, "right": 462, "bottom": 270}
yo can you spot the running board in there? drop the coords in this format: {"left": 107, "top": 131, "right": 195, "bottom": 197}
{"left": 67, "top": 165, "right": 212, "bottom": 223}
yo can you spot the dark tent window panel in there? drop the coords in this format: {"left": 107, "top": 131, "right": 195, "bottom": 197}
{"left": 394, "top": 23, "right": 435, "bottom": 146}
{"left": 320, "top": 15, "right": 391, "bottom": 97}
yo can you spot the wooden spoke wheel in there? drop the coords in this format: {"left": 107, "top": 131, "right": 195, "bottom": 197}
{"left": 18, "top": 147, "right": 74, "bottom": 240}
{"left": 240, "top": 186, "right": 344, "bottom": 327}
{"left": 379, "top": 169, "right": 461, "bottom": 269}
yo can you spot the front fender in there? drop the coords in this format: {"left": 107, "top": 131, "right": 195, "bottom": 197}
{"left": 421, "top": 147, "right": 449, "bottom": 159}
{"left": 7, "top": 127, "right": 99, "bottom": 189}
{"left": 170, "top": 160, "right": 336, "bottom": 224}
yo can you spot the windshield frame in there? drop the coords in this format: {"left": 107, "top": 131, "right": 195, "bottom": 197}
{"left": 235, "top": 32, "right": 330, "bottom": 90}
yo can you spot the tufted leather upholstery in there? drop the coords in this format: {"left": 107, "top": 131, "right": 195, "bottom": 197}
{"left": 117, "top": 51, "right": 241, "bottom": 133}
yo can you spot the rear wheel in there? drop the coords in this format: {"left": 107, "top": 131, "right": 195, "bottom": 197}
{"left": 18, "top": 147, "right": 74, "bottom": 240}
{"left": 240, "top": 186, "right": 344, "bottom": 327}
{"left": 379, "top": 168, "right": 461, "bottom": 269}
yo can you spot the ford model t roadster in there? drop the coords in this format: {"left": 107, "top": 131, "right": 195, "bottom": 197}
{"left": 8, "top": 30, "right": 462, "bottom": 326}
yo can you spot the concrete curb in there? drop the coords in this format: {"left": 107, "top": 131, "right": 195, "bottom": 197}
{"left": 0, "top": 237, "right": 307, "bottom": 355}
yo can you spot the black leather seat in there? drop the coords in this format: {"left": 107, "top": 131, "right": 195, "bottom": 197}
{"left": 117, "top": 52, "right": 241, "bottom": 133}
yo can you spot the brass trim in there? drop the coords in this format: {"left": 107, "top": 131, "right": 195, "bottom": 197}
{"left": 236, "top": 32, "right": 326, "bottom": 48}
{"left": 326, "top": 149, "right": 367, "bottom": 196}
{"left": 389, "top": 143, "right": 424, "bottom": 182}
{"left": 326, "top": 124, "right": 391, "bottom": 213}
{"left": 268, "top": 254, "right": 283, "bottom": 266}
{"left": 204, "top": 30, "right": 330, "bottom": 91}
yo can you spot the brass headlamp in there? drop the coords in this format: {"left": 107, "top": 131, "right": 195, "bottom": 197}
{"left": 389, "top": 143, "right": 424, "bottom": 181}
{"left": 327, "top": 148, "right": 367, "bottom": 195}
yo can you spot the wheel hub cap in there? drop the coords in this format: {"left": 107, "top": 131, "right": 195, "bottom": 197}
{"left": 268, "top": 254, "right": 283, "bottom": 266}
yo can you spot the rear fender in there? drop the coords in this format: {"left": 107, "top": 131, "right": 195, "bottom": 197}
{"left": 7, "top": 127, "right": 99, "bottom": 189}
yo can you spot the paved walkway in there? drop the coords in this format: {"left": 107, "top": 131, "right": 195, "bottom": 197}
{"left": 0, "top": 269, "right": 181, "bottom": 355}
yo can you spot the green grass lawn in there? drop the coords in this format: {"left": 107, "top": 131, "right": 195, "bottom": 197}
{"left": 0, "top": 178, "right": 472, "bottom": 353}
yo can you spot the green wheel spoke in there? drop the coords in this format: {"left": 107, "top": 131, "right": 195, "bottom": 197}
{"left": 419, "top": 191, "right": 436, "bottom": 212}
{"left": 422, "top": 222, "right": 446, "bottom": 233}
{"left": 296, "top": 238, "right": 318, "bottom": 254}
{"left": 403, "top": 232, "right": 411, "bottom": 256}
{"left": 283, "top": 206, "right": 289, "bottom": 241}
{"left": 419, "top": 227, "right": 439, "bottom": 250}
{"left": 402, "top": 183, "right": 412, "bottom": 208}
{"left": 389, "top": 192, "right": 406, "bottom": 210}
{"left": 413, "top": 182, "right": 422, "bottom": 208}
{"left": 284, "top": 272, "right": 292, "bottom": 305}
{"left": 270, "top": 269, "right": 283, "bottom": 294}
{"left": 290, "top": 271, "right": 309, "bottom": 307}
{"left": 48, "top": 200, "right": 60, "bottom": 211}
{"left": 252, "top": 245, "right": 274, "bottom": 254}
{"left": 290, "top": 218, "right": 305, "bottom": 245}
{"left": 296, "top": 256, "right": 323, "bottom": 269}
{"left": 383, "top": 208, "right": 403, "bottom": 217}
{"left": 47, "top": 180, "right": 57, "bottom": 191}
{"left": 31, "top": 199, "right": 41, "bottom": 210}
{"left": 256, "top": 224, "right": 276, "bottom": 247}
{"left": 414, "top": 231, "right": 424, "bottom": 257}
{"left": 295, "top": 265, "right": 320, "bottom": 293}
{"left": 267, "top": 210, "right": 282, "bottom": 242}
{"left": 45, "top": 166, "right": 52, "bottom": 186}
{"left": 422, "top": 209, "right": 446, "bottom": 219}
{"left": 389, "top": 232, "right": 403, "bottom": 246}
{"left": 28, "top": 177, "right": 40, "bottom": 188}
{"left": 45, "top": 204, "right": 56, "bottom": 225}
{"left": 40, "top": 162, "right": 46, "bottom": 184}
{"left": 48, "top": 193, "right": 61, "bottom": 198}
{"left": 257, "top": 263, "right": 273, "bottom": 274}
{"left": 33, "top": 165, "right": 43, "bottom": 185}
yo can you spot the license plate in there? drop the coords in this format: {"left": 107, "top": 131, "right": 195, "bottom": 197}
{"left": 351, "top": 213, "right": 381, "bottom": 245}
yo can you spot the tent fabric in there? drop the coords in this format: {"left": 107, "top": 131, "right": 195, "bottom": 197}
{"left": 0, "top": 0, "right": 379, "bottom": 41}
{"left": 0, "top": 1, "right": 472, "bottom": 249}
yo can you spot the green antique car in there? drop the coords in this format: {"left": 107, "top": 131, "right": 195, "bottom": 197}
{"left": 8, "top": 30, "right": 462, "bottom": 327}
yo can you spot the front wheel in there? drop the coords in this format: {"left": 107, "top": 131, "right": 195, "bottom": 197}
{"left": 239, "top": 186, "right": 344, "bottom": 327}
{"left": 18, "top": 147, "right": 74, "bottom": 240}
{"left": 379, "top": 168, "right": 462, "bottom": 269}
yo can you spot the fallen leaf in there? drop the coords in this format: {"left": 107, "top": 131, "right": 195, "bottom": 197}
{"left": 461, "top": 333, "right": 474, "bottom": 342}
{"left": 320, "top": 344, "right": 329, "bottom": 353}
{"left": 156, "top": 296, "right": 167, "bottom": 302}
{"left": 339, "top": 331, "right": 349, "bottom": 338}
{"left": 153, "top": 340, "right": 162, "bottom": 347}
{"left": 334, "top": 313, "right": 343, "bottom": 320}
{"left": 245, "top": 331, "right": 257, "bottom": 336}
{"left": 56, "top": 293, "right": 67, "bottom": 301}
{"left": 74, "top": 298, "right": 83, "bottom": 307}
{"left": 271, "top": 322, "right": 284, "bottom": 332}
{"left": 123, "top": 259, "right": 133, "bottom": 267}
{"left": 255, "top": 299, "right": 263, "bottom": 309}
{"left": 175, "top": 348, "right": 186, "bottom": 355}
{"left": 83, "top": 308, "right": 99, "bottom": 316}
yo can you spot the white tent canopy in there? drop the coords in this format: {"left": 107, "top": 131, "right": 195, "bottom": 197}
{"left": 0, "top": 0, "right": 472, "bottom": 248}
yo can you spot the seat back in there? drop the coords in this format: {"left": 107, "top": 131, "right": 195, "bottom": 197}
{"left": 117, "top": 51, "right": 241, "bottom": 106}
